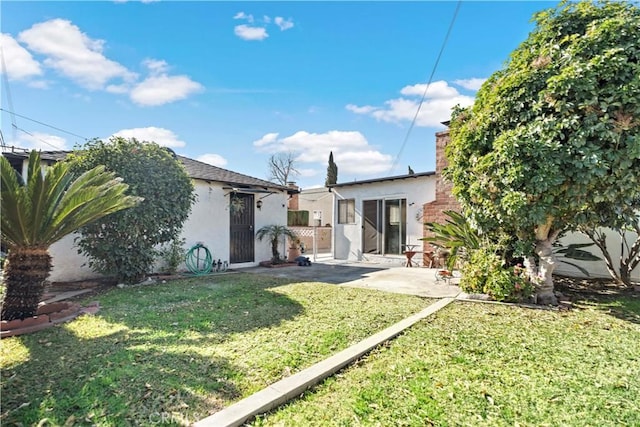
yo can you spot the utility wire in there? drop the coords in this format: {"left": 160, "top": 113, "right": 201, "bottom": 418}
{"left": 388, "top": 0, "right": 462, "bottom": 175}
{"left": 0, "top": 108, "right": 89, "bottom": 141}
{"left": 13, "top": 125, "right": 66, "bottom": 150}
{"left": 1, "top": 45, "right": 17, "bottom": 146}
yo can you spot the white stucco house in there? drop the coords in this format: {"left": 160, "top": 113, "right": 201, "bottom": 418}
{"left": 2, "top": 148, "right": 295, "bottom": 282}
{"left": 328, "top": 172, "right": 435, "bottom": 265}
{"left": 555, "top": 228, "right": 640, "bottom": 281}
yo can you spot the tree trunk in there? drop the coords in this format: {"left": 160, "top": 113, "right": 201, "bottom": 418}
{"left": 534, "top": 238, "right": 558, "bottom": 305}
{"left": 271, "top": 240, "right": 280, "bottom": 263}
{"left": 1, "top": 247, "right": 52, "bottom": 321}
{"left": 586, "top": 228, "right": 640, "bottom": 287}
{"left": 524, "top": 218, "right": 559, "bottom": 305}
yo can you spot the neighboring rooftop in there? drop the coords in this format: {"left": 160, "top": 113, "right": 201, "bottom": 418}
{"left": 2, "top": 147, "right": 293, "bottom": 193}
{"left": 327, "top": 171, "right": 435, "bottom": 189}
{"left": 177, "top": 155, "right": 291, "bottom": 192}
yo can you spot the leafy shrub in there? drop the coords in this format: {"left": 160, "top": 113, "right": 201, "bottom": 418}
{"left": 484, "top": 265, "right": 534, "bottom": 303}
{"left": 461, "top": 247, "right": 534, "bottom": 302}
{"left": 459, "top": 246, "right": 502, "bottom": 294}
{"left": 158, "top": 238, "right": 186, "bottom": 275}
{"left": 68, "top": 138, "right": 195, "bottom": 284}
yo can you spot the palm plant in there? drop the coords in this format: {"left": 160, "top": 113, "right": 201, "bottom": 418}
{"left": 1, "top": 151, "right": 140, "bottom": 321}
{"left": 421, "top": 210, "right": 481, "bottom": 270}
{"left": 255, "top": 224, "right": 297, "bottom": 264}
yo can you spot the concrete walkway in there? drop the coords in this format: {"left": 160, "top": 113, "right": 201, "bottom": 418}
{"left": 243, "top": 256, "right": 461, "bottom": 299}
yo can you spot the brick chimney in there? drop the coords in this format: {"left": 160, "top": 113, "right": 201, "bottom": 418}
{"left": 287, "top": 181, "right": 299, "bottom": 210}
{"left": 422, "top": 128, "right": 461, "bottom": 262}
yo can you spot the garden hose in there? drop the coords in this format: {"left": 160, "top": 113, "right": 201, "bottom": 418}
{"left": 185, "top": 243, "right": 213, "bottom": 275}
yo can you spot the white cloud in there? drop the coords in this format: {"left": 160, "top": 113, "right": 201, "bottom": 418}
{"left": 453, "top": 78, "right": 487, "bottom": 91}
{"left": 234, "top": 25, "right": 268, "bottom": 41}
{"left": 297, "top": 168, "right": 318, "bottom": 178}
{"left": 253, "top": 130, "right": 393, "bottom": 176}
{"left": 12, "top": 131, "right": 68, "bottom": 151}
{"left": 196, "top": 153, "right": 228, "bottom": 167}
{"left": 9, "top": 19, "right": 202, "bottom": 106}
{"left": 0, "top": 33, "right": 43, "bottom": 80}
{"left": 263, "top": 15, "right": 272, "bottom": 24}
{"left": 142, "top": 58, "right": 169, "bottom": 75}
{"left": 130, "top": 74, "right": 203, "bottom": 106}
{"left": 400, "top": 80, "right": 459, "bottom": 98}
{"left": 233, "top": 12, "right": 254, "bottom": 23}
{"left": 18, "top": 19, "right": 136, "bottom": 90}
{"left": 347, "top": 80, "right": 474, "bottom": 127}
{"left": 345, "top": 104, "right": 376, "bottom": 114}
{"left": 105, "top": 83, "right": 130, "bottom": 94}
{"left": 274, "top": 17, "right": 294, "bottom": 31}
{"left": 253, "top": 132, "right": 279, "bottom": 147}
{"left": 112, "top": 127, "right": 186, "bottom": 148}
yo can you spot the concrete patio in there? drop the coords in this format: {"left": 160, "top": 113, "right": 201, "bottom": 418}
{"left": 243, "top": 255, "right": 461, "bottom": 299}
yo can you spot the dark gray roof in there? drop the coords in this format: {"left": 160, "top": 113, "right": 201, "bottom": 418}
{"left": 328, "top": 171, "right": 435, "bottom": 189}
{"left": 2, "top": 149, "right": 69, "bottom": 163}
{"left": 2, "top": 148, "right": 292, "bottom": 192}
{"left": 177, "top": 155, "right": 291, "bottom": 192}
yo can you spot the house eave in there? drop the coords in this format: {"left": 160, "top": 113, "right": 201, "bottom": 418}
{"left": 327, "top": 171, "right": 435, "bottom": 189}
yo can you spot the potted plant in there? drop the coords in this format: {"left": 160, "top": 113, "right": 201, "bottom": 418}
{"left": 255, "top": 225, "right": 297, "bottom": 265}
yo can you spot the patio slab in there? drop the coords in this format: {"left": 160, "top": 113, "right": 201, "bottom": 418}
{"left": 243, "top": 257, "right": 461, "bottom": 298}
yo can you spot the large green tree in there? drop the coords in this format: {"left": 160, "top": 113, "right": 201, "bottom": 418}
{"left": 0, "top": 151, "right": 139, "bottom": 321}
{"left": 447, "top": 1, "right": 640, "bottom": 304}
{"left": 68, "top": 137, "right": 195, "bottom": 284}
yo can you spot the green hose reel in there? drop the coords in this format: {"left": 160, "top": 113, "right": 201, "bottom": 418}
{"left": 184, "top": 242, "right": 228, "bottom": 276}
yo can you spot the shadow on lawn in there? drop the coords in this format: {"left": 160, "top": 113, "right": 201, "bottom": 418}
{"left": 588, "top": 295, "right": 640, "bottom": 325}
{"left": 1, "top": 326, "right": 242, "bottom": 426}
{"left": 1, "top": 275, "right": 305, "bottom": 425}
{"left": 554, "top": 275, "right": 640, "bottom": 325}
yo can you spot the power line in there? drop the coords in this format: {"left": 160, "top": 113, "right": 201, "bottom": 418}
{"left": 388, "top": 0, "right": 462, "bottom": 175}
{"left": 1, "top": 44, "right": 17, "bottom": 147}
{"left": 0, "top": 108, "right": 89, "bottom": 141}
{"left": 14, "top": 125, "right": 66, "bottom": 150}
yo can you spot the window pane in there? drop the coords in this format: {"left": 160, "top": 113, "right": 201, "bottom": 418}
{"left": 338, "top": 199, "right": 355, "bottom": 224}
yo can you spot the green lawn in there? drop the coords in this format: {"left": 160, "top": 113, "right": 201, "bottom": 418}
{"left": 0, "top": 273, "right": 431, "bottom": 426}
{"left": 253, "top": 296, "right": 640, "bottom": 427}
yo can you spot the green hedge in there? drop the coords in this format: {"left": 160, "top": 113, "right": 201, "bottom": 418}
{"left": 288, "top": 210, "right": 309, "bottom": 226}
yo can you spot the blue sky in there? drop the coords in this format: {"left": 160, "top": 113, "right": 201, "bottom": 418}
{"left": 1, "top": 1, "right": 554, "bottom": 189}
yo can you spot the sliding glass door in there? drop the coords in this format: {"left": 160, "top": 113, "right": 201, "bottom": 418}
{"left": 362, "top": 198, "right": 407, "bottom": 255}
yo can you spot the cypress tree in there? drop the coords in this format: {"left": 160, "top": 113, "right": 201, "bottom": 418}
{"left": 325, "top": 151, "right": 338, "bottom": 186}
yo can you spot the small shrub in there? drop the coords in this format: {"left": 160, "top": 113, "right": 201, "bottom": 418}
{"left": 459, "top": 246, "right": 502, "bottom": 294}
{"left": 483, "top": 265, "right": 534, "bottom": 302}
{"left": 460, "top": 247, "right": 534, "bottom": 302}
{"left": 158, "top": 238, "right": 186, "bottom": 275}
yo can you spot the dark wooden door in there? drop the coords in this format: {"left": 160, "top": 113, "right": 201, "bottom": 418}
{"left": 230, "top": 193, "right": 255, "bottom": 263}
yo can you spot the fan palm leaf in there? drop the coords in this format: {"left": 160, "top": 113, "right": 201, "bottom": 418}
{"left": 1, "top": 151, "right": 141, "bottom": 320}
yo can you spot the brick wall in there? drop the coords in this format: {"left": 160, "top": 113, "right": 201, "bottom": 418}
{"left": 422, "top": 129, "right": 460, "bottom": 263}
{"left": 288, "top": 193, "right": 299, "bottom": 210}
{"left": 287, "top": 182, "right": 299, "bottom": 210}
